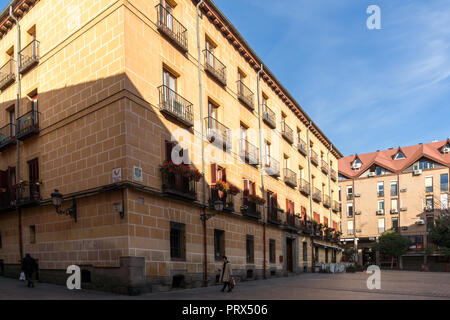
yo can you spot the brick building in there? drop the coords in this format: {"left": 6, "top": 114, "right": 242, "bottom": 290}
{"left": 0, "top": 0, "right": 343, "bottom": 294}
{"left": 339, "top": 140, "right": 450, "bottom": 270}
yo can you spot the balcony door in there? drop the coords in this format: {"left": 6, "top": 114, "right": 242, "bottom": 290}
{"left": 28, "top": 159, "right": 39, "bottom": 200}
{"left": 240, "top": 125, "right": 248, "bottom": 157}
{"left": 9, "top": 110, "right": 15, "bottom": 137}
{"left": 163, "top": 68, "right": 177, "bottom": 106}
{"left": 264, "top": 141, "right": 271, "bottom": 167}
{"left": 205, "top": 39, "right": 215, "bottom": 67}
{"left": 160, "top": 0, "right": 174, "bottom": 31}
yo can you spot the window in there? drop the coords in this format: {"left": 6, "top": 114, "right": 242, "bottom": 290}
{"left": 0, "top": 230, "right": 2, "bottom": 249}
{"left": 214, "top": 229, "right": 225, "bottom": 261}
{"left": 29, "top": 225, "right": 36, "bottom": 244}
{"left": 441, "top": 174, "right": 449, "bottom": 192}
{"left": 338, "top": 187, "right": 341, "bottom": 202}
{"left": 347, "top": 203, "right": 354, "bottom": 217}
{"left": 378, "top": 218, "right": 385, "bottom": 234}
{"left": 347, "top": 221, "right": 354, "bottom": 235}
{"left": 377, "top": 182, "right": 384, "bottom": 197}
{"left": 283, "top": 155, "right": 289, "bottom": 170}
{"left": 325, "top": 249, "right": 329, "bottom": 263}
{"left": 313, "top": 212, "right": 320, "bottom": 223}
{"left": 205, "top": 38, "right": 215, "bottom": 66}
{"left": 352, "top": 157, "right": 362, "bottom": 170}
{"left": 391, "top": 199, "right": 398, "bottom": 212}
{"left": 163, "top": 69, "right": 177, "bottom": 92}
{"left": 346, "top": 186, "right": 353, "bottom": 200}
{"left": 9, "top": 109, "right": 15, "bottom": 136}
{"left": 441, "top": 193, "right": 448, "bottom": 210}
{"left": 170, "top": 222, "right": 186, "bottom": 260}
{"left": 392, "top": 217, "right": 399, "bottom": 232}
{"left": 390, "top": 181, "right": 398, "bottom": 197}
{"left": 394, "top": 151, "right": 406, "bottom": 160}
{"left": 269, "top": 239, "right": 276, "bottom": 264}
{"left": 286, "top": 199, "right": 295, "bottom": 214}
{"left": 426, "top": 196, "right": 434, "bottom": 211}
{"left": 324, "top": 217, "right": 329, "bottom": 227}
{"left": 160, "top": 0, "right": 174, "bottom": 30}
{"left": 425, "top": 176, "right": 433, "bottom": 193}
{"left": 264, "top": 141, "right": 271, "bottom": 166}
{"left": 315, "top": 246, "right": 319, "bottom": 262}
{"left": 28, "top": 159, "right": 40, "bottom": 196}
{"left": 426, "top": 215, "right": 434, "bottom": 232}
{"left": 303, "top": 242, "right": 307, "bottom": 261}
{"left": 378, "top": 200, "right": 385, "bottom": 213}
{"left": 246, "top": 235, "right": 254, "bottom": 264}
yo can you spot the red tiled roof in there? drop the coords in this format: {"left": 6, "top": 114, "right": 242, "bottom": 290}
{"left": 339, "top": 139, "right": 450, "bottom": 178}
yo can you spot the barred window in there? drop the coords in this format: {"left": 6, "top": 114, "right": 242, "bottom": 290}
{"left": 269, "top": 239, "right": 276, "bottom": 264}
{"left": 170, "top": 222, "right": 186, "bottom": 260}
{"left": 246, "top": 235, "right": 254, "bottom": 264}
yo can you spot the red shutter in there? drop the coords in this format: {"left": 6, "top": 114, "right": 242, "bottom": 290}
{"left": 251, "top": 182, "right": 256, "bottom": 196}
{"left": 243, "top": 179, "right": 249, "bottom": 197}
{"left": 314, "top": 212, "right": 320, "bottom": 223}
{"left": 211, "top": 164, "right": 217, "bottom": 183}
{"left": 291, "top": 201, "right": 295, "bottom": 214}
{"left": 333, "top": 221, "right": 338, "bottom": 230}
{"left": 286, "top": 199, "right": 289, "bottom": 214}
{"left": 222, "top": 168, "right": 227, "bottom": 183}
{"left": 324, "top": 217, "right": 329, "bottom": 227}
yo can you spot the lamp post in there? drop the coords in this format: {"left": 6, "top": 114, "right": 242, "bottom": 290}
{"left": 51, "top": 189, "right": 77, "bottom": 222}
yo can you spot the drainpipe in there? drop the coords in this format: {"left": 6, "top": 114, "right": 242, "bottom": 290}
{"left": 353, "top": 178, "right": 357, "bottom": 264}
{"left": 256, "top": 64, "right": 266, "bottom": 279}
{"left": 10, "top": 6, "right": 23, "bottom": 260}
{"left": 306, "top": 123, "right": 315, "bottom": 272}
{"left": 196, "top": 0, "right": 209, "bottom": 287}
{"left": 328, "top": 145, "right": 333, "bottom": 231}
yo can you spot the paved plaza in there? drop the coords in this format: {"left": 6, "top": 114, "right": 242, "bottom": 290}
{"left": 1, "top": 271, "right": 450, "bottom": 300}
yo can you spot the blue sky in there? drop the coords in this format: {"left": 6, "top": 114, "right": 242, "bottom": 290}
{"left": 215, "top": 0, "right": 450, "bottom": 156}
{"left": 1, "top": 0, "right": 448, "bottom": 156}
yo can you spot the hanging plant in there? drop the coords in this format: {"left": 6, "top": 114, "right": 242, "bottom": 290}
{"left": 214, "top": 180, "right": 230, "bottom": 193}
{"left": 229, "top": 184, "right": 240, "bottom": 196}
{"left": 189, "top": 169, "right": 202, "bottom": 182}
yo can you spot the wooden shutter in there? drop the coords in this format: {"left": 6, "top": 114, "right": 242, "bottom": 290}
{"left": 211, "top": 164, "right": 217, "bottom": 183}
{"left": 324, "top": 217, "right": 328, "bottom": 227}
{"left": 243, "top": 179, "right": 249, "bottom": 197}
{"left": 165, "top": 141, "right": 175, "bottom": 162}
{"left": 333, "top": 221, "right": 338, "bottom": 230}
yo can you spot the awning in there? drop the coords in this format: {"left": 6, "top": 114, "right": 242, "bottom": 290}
{"left": 314, "top": 243, "right": 342, "bottom": 251}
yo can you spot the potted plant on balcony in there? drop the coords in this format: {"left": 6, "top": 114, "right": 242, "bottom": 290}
{"left": 189, "top": 169, "right": 202, "bottom": 182}
{"left": 246, "top": 194, "right": 265, "bottom": 205}
{"left": 229, "top": 184, "right": 240, "bottom": 196}
{"left": 214, "top": 180, "right": 230, "bottom": 198}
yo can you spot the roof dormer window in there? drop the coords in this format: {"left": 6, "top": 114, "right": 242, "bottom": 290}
{"left": 442, "top": 142, "right": 450, "bottom": 154}
{"left": 394, "top": 151, "right": 406, "bottom": 160}
{"left": 352, "top": 157, "right": 362, "bottom": 170}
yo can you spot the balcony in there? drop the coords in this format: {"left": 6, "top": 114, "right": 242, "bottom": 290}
{"left": 239, "top": 139, "right": 259, "bottom": 165}
{"left": 263, "top": 155, "right": 280, "bottom": 177}
{"left": 0, "top": 59, "right": 15, "bottom": 90}
{"left": 299, "top": 179, "right": 311, "bottom": 196}
{"left": 0, "top": 124, "right": 16, "bottom": 152}
{"left": 267, "top": 206, "right": 282, "bottom": 225}
{"left": 162, "top": 170, "right": 197, "bottom": 201}
{"left": 209, "top": 187, "right": 235, "bottom": 213}
{"left": 262, "top": 105, "right": 276, "bottom": 129}
{"left": 378, "top": 191, "right": 385, "bottom": 197}
{"left": 310, "top": 150, "right": 319, "bottom": 166}
{"left": 156, "top": 4, "right": 188, "bottom": 52}
{"left": 332, "top": 201, "right": 341, "bottom": 213}
{"left": 376, "top": 210, "right": 385, "bottom": 216}
{"left": 297, "top": 138, "right": 307, "bottom": 157}
{"left": 237, "top": 80, "right": 254, "bottom": 110}
{"left": 0, "top": 187, "right": 15, "bottom": 211}
{"left": 205, "top": 117, "right": 231, "bottom": 149}
{"left": 330, "top": 169, "right": 337, "bottom": 182}
{"left": 283, "top": 168, "right": 297, "bottom": 188}
{"left": 17, "top": 110, "right": 40, "bottom": 140}
{"left": 323, "top": 195, "right": 331, "bottom": 208}
{"left": 390, "top": 209, "right": 399, "bottom": 215}
{"left": 203, "top": 49, "right": 226, "bottom": 86}
{"left": 312, "top": 188, "right": 322, "bottom": 203}
{"left": 14, "top": 181, "right": 41, "bottom": 207}
{"left": 19, "top": 40, "right": 39, "bottom": 74}
{"left": 321, "top": 160, "right": 329, "bottom": 175}
{"left": 281, "top": 122, "right": 294, "bottom": 144}
{"left": 158, "top": 85, "right": 193, "bottom": 127}
{"left": 285, "top": 212, "right": 296, "bottom": 228}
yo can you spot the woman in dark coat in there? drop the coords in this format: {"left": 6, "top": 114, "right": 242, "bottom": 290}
{"left": 219, "top": 256, "right": 233, "bottom": 292}
{"left": 22, "top": 254, "right": 37, "bottom": 288}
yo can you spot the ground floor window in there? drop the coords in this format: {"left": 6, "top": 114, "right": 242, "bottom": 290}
{"left": 303, "top": 242, "right": 307, "bottom": 260}
{"left": 214, "top": 229, "right": 225, "bottom": 261}
{"left": 246, "top": 235, "right": 254, "bottom": 264}
{"left": 315, "top": 246, "right": 319, "bottom": 263}
{"left": 170, "top": 222, "right": 186, "bottom": 260}
{"left": 325, "top": 248, "right": 329, "bottom": 263}
{"left": 269, "top": 239, "right": 276, "bottom": 264}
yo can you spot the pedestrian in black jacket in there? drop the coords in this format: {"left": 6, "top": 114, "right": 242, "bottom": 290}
{"left": 21, "top": 254, "right": 37, "bottom": 288}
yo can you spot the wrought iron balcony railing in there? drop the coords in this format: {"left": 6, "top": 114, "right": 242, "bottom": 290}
{"left": 237, "top": 80, "right": 254, "bottom": 110}
{"left": 158, "top": 85, "right": 193, "bottom": 127}
{"left": 281, "top": 121, "right": 294, "bottom": 144}
{"left": 0, "top": 59, "right": 15, "bottom": 90}
{"left": 209, "top": 186, "right": 234, "bottom": 213}
{"left": 323, "top": 194, "right": 331, "bottom": 208}
{"left": 203, "top": 49, "right": 226, "bottom": 86}
{"left": 17, "top": 110, "right": 40, "bottom": 140}
{"left": 331, "top": 169, "right": 337, "bottom": 182}
{"left": 156, "top": 4, "right": 188, "bottom": 52}
{"left": 0, "top": 124, "right": 16, "bottom": 151}
{"left": 19, "top": 39, "right": 39, "bottom": 74}
{"left": 299, "top": 178, "right": 311, "bottom": 196}
{"left": 264, "top": 155, "right": 280, "bottom": 177}
{"left": 332, "top": 201, "right": 341, "bottom": 213}
{"left": 312, "top": 187, "right": 322, "bottom": 203}
{"left": 239, "top": 139, "right": 259, "bottom": 165}
{"left": 14, "top": 181, "right": 41, "bottom": 207}
{"left": 205, "top": 117, "right": 231, "bottom": 149}
{"left": 162, "top": 170, "right": 197, "bottom": 201}
{"left": 268, "top": 206, "right": 281, "bottom": 225}
{"left": 283, "top": 168, "right": 297, "bottom": 188}
{"left": 321, "top": 160, "right": 329, "bottom": 175}
{"left": 262, "top": 105, "right": 276, "bottom": 129}
{"left": 310, "top": 150, "right": 319, "bottom": 166}
{"left": 242, "top": 196, "right": 261, "bottom": 220}
{"left": 285, "top": 212, "right": 296, "bottom": 228}
{"left": 297, "top": 138, "right": 307, "bottom": 156}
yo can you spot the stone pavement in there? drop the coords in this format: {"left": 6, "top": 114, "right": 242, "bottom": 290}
{"left": 1, "top": 270, "right": 450, "bottom": 300}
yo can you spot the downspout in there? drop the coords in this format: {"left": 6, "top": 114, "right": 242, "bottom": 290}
{"left": 256, "top": 64, "right": 266, "bottom": 279}
{"left": 10, "top": 6, "right": 23, "bottom": 260}
{"left": 196, "top": 0, "right": 208, "bottom": 287}
{"left": 306, "top": 123, "right": 315, "bottom": 272}
{"left": 353, "top": 178, "right": 357, "bottom": 264}
{"left": 328, "top": 145, "right": 333, "bottom": 231}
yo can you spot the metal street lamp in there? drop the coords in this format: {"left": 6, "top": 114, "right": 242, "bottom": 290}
{"left": 213, "top": 200, "right": 224, "bottom": 212}
{"left": 51, "top": 189, "right": 77, "bottom": 222}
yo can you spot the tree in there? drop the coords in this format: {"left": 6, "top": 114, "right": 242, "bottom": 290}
{"left": 428, "top": 216, "right": 450, "bottom": 253}
{"left": 372, "top": 230, "right": 412, "bottom": 269}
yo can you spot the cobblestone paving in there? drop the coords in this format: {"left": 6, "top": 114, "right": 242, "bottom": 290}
{"left": 1, "top": 271, "right": 450, "bottom": 300}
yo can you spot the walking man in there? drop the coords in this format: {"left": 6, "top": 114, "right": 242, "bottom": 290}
{"left": 219, "top": 256, "right": 233, "bottom": 293}
{"left": 21, "top": 254, "right": 38, "bottom": 288}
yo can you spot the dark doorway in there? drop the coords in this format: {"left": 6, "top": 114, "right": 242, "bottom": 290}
{"left": 286, "top": 238, "right": 294, "bottom": 272}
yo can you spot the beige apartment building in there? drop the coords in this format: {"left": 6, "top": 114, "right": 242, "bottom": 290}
{"left": 339, "top": 140, "right": 450, "bottom": 271}
{"left": 0, "top": 0, "right": 343, "bottom": 294}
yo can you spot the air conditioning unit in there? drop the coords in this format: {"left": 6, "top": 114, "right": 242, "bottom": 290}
{"left": 354, "top": 193, "right": 361, "bottom": 198}
{"left": 368, "top": 172, "right": 376, "bottom": 177}
{"left": 416, "top": 220, "right": 425, "bottom": 225}
{"left": 400, "top": 207, "right": 407, "bottom": 212}
{"left": 355, "top": 211, "right": 362, "bottom": 215}
{"left": 400, "top": 188, "right": 407, "bottom": 193}
{"left": 356, "top": 229, "right": 362, "bottom": 233}
{"left": 413, "top": 169, "right": 422, "bottom": 176}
